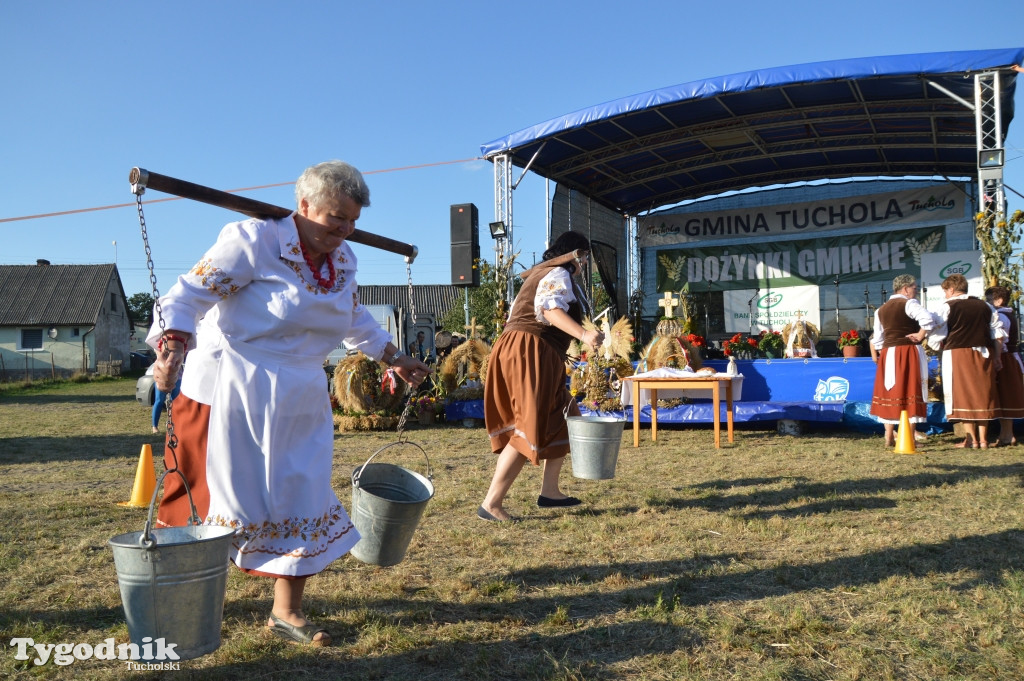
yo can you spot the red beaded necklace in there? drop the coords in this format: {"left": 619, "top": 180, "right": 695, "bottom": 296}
{"left": 298, "top": 239, "right": 336, "bottom": 290}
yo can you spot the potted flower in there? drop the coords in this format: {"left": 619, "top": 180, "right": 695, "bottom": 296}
{"left": 413, "top": 395, "right": 438, "bottom": 425}
{"left": 757, "top": 330, "right": 785, "bottom": 358}
{"left": 723, "top": 333, "right": 758, "bottom": 359}
{"left": 838, "top": 329, "right": 861, "bottom": 357}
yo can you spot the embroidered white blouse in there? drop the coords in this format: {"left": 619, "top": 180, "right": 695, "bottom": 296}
{"left": 527, "top": 267, "right": 580, "bottom": 325}
{"left": 146, "top": 215, "right": 391, "bottom": 402}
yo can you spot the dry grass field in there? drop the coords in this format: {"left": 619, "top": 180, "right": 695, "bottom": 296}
{"left": 2, "top": 375, "right": 1024, "bottom": 680}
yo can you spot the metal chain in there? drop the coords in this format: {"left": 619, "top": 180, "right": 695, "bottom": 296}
{"left": 134, "top": 192, "right": 179, "bottom": 470}
{"left": 406, "top": 261, "right": 417, "bottom": 325}
{"left": 392, "top": 260, "right": 418, "bottom": 442}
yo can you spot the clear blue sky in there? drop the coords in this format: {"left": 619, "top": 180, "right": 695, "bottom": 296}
{"left": 4, "top": 1, "right": 1024, "bottom": 299}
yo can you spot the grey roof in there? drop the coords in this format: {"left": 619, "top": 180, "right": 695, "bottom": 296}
{"left": 358, "top": 284, "right": 464, "bottom": 319}
{"left": 0, "top": 263, "right": 124, "bottom": 326}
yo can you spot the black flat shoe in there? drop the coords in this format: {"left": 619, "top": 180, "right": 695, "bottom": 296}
{"left": 477, "top": 505, "right": 517, "bottom": 522}
{"left": 537, "top": 495, "right": 581, "bottom": 508}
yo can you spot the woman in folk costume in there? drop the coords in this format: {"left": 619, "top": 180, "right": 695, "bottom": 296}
{"left": 478, "top": 231, "right": 605, "bottom": 522}
{"left": 869, "top": 274, "right": 937, "bottom": 447}
{"left": 985, "top": 285, "right": 1024, "bottom": 446}
{"left": 926, "top": 273, "right": 1005, "bottom": 448}
{"left": 147, "top": 161, "right": 430, "bottom": 647}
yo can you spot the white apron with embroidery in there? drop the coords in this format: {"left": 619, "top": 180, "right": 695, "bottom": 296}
{"left": 202, "top": 334, "right": 358, "bottom": 575}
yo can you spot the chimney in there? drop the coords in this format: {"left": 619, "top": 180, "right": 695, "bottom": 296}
{"left": 36, "top": 259, "right": 51, "bottom": 266}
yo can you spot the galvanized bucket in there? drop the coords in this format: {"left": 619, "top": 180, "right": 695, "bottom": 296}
{"left": 567, "top": 416, "right": 626, "bottom": 479}
{"left": 350, "top": 441, "right": 434, "bottom": 567}
{"left": 109, "top": 469, "right": 235, "bottom": 660}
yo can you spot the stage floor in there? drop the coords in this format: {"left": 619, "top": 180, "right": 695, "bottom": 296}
{"left": 443, "top": 357, "right": 951, "bottom": 434}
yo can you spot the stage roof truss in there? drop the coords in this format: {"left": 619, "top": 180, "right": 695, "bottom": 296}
{"left": 482, "top": 49, "right": 1024, "bottom": 217}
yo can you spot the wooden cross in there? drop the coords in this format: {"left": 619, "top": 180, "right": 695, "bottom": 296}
{"left": 465, "top": 316, "right": 482, "bottom": 339}
{"left": 658, "top": 291, "right": 679, "bottom": 318}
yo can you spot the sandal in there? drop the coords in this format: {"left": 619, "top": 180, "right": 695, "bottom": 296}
{"left": 268, "top": 613, "right": 331, "bottom": 647}
{"left": 954, "top": 439, "right": 974, "bottom": 449}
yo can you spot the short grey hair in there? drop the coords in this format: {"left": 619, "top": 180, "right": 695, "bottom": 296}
{"left": 892, "top": 274, "right": 916, "bottom": 292}
{"left": 295, "top": 160, "right": 371, "bottom": 210}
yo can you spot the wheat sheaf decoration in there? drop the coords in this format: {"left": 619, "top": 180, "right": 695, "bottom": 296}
{"left": 332, "top": 352, "right": 408, "bottom": 415}
{"left": 439, "top": 338, "right": 491, "bottom": 399}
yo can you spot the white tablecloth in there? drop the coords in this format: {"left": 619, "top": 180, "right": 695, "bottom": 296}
{"left": 620, "top": 368, "right": 743, "bottom": 406}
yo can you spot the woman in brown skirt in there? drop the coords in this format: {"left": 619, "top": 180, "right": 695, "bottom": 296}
{"left": 985, "top": 285, "right": 1024, "bottom": 446}
{"left": 927, "top": 274, "right": 1004, "bottom": 448}
{"left": 478, "top": 231, "right": 605, "bottom": 522}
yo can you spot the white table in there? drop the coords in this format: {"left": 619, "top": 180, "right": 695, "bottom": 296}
{"left": 621, "top": 374, "right": 736, "bottom": 449}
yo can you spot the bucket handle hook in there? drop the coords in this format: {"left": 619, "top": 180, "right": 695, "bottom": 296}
{"left": 352, "top": 440, "right": 433, "bottom": 489}
{"left": 138, "top": 468, "right": 203, "bottom": 549}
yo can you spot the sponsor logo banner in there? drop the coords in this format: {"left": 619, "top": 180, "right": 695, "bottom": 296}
{"left": 918, "top": 250, "right": 985, "bottom": 311}
{"left": 723, "top": 285, "right": 820, "bottom": 333}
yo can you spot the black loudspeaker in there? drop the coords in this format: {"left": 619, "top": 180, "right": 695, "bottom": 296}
{"left": 451, "top": 203, "right": 480, "bottom": 287}
{"left": 451, "top": 242, "right": 480, "bottom": 287}
{"left": 450, "top": 203, "right": 478, "bottom": 245}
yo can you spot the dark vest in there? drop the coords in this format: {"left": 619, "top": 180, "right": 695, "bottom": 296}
{"left": 503, "top": 260, "right": 585, "bottom": 357}
{"left": 944, "top": 297, "right": 994, "bottom": 350}
{"left": 877, "top": 298, "right": 920, "bottom": 347}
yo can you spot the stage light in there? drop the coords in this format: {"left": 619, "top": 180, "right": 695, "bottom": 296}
{"left": 979, "top": 149, "right": 1004, "bottom": 168}
{"left": 488, "top": 221, "right": 508, "bottom": 239}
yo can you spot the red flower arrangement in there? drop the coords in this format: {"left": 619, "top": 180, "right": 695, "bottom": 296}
{"left": 685, "top": 333, "right": 705, "bottom": 347}
{"left": 723, "top": 333, "right": 754, "bottom": 356}
{"left": 838, "top": 329, "right": 861, "bottom": 348}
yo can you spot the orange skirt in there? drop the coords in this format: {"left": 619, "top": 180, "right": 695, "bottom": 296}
{"left": 484, "top": 330, "right": 578, "bottom": 465}
{"left": 156, "top": 393, "right": 210, "bottom": 528}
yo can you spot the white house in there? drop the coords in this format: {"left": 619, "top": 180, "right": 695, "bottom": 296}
{"left": 0, "top": 260, "right": 133, "bottom": 380}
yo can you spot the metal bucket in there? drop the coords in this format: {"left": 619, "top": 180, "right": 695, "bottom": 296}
{"left": 567, "top": 416, "right": 626, "bottom": 479}
{"left": 109, "top": 469, "right": 235, "bottom": 661}
{"left": 350, "top": 441, "right": 434, "bottom": 567}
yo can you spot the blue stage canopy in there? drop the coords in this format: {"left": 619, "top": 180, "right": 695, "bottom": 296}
{"left": 481, "top": 49, "right": 1024, "bottom": 215}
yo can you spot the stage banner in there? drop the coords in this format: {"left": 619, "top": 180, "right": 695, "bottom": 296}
{"left": 658, "top": 227, "right": 945, "bottom": 292}
{"left": 918, "top": 250, "right": 984, "bottom": 312}
{"left": 723, "top": 285, "right": 820, "bottom": 334}
{"left": 639, "top": 184, "right": 961, "bottom": 247}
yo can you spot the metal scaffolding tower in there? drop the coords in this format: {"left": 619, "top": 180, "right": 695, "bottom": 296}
{"left": 975, "top": 70, "right": 1007, "bottom": 219}
{"left": 492, "top": 153, "right": 514, "bottom": 305}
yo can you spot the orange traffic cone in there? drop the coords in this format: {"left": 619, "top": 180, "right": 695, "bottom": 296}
{"left": 893, "top": 410, "right": 917, "bottom": 454}
{"left": 117, "top": 444, "right": 157, "bottom": 507}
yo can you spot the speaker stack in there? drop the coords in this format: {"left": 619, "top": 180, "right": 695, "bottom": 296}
{"left": 450, "top": 203, "right": 479, "bottom": 287}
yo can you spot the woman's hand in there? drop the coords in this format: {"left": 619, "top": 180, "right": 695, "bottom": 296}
{"left": 905, "top": 329, "right": 927, "bottom": 344}
{"left": 153, "top": 332, "right": 188, "bottom": 391}
{"left": 392, "top": 354, "right": 432, "bottom": 388}
{"left": 581, "top": 328, "right": 605, "bottom": 348}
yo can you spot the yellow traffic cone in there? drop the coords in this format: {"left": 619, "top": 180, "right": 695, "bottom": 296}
{"left": 894, "top": 410, "right": 917, "bottom": 454}
{"left": 117, "top": 444, "right": 157, "bottom": 507}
